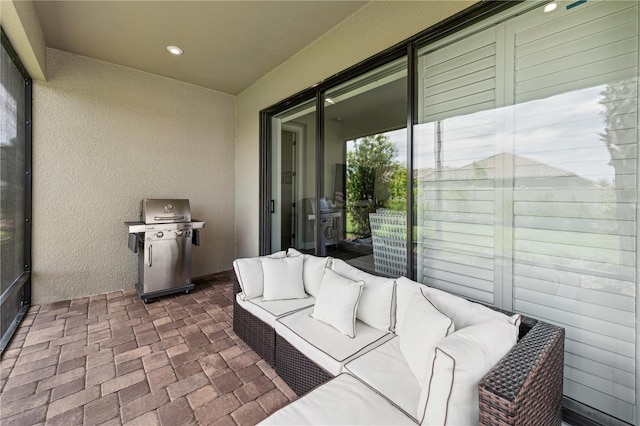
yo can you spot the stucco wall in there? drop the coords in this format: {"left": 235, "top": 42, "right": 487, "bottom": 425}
{"left": 235, "top": 0, "right": 476, "bottom": 258}
{"left": 32, "top": 48, "right": 236, "bottom": 304}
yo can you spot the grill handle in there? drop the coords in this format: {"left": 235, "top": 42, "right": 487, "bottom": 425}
{"left": 153, "top": 216, "right": 185, "bottom": 221}
{"left": 148, "top": 245, "right": 152, "bottom": 267}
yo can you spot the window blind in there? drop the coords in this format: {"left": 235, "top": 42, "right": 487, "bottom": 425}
{"left": 511, "top": 1, "right": 638, "bottom": 422}
{"left": 416, "top": 1, "right": 639, "bottom": 423}
{"left": 416, "top": 25, "right": 498, "bottom": 304}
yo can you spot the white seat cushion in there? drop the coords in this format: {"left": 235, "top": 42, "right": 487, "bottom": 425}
{"left": 331, "top": 259, "right": 395, "bottom": 332}
{"left": 235, "top": 293, "right": 315, "bottom": 328}
{"left": 258, "top": 373, "right": 415, "bottom": 426}
{"left": 275, "top": 307, "right": 393, "bottom": 376}
{"left": 344, "top": 337, "right": 421, "bottom": 422}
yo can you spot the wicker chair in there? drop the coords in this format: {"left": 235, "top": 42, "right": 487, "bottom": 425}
{"left": 369, "top": 209, "right": 407, "bottom": 276}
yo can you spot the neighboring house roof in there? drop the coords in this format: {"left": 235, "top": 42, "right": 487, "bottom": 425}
{"left": 415, "top": 152, "right": 596, "bottom": 187}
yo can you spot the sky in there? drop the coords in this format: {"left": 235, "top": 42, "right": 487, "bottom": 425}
{"left": 362, "top": 82, "right": 637, "bottom": 185}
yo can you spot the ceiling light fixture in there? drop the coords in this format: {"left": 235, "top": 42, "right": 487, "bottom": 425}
{"left": 166, "top": 45, "right": 184, "bottom": 55}
{"left": 543, "top": 2, "right": 557, "bottom": 13}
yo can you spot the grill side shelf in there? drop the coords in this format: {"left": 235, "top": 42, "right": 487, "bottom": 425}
{"left": 125, "top": 221, "right": 146, "bottom": 233}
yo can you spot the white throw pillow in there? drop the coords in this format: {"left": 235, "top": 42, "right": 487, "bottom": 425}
{"left": 311, "top": 268, "right": 364, "bottom": 338}
{"left": 418, "top": 318, "right": 518, "bottom": 425}
{"left": 330, "top": 259, "right": 395, "bottom": 331}
{"left": 422, "top": 286, "right": 521, "bottom": 330}
{"left": 261, "top": 256, "right": 307, "bottom": 301}
{"left": 399, "top": 293, "right": 454, "bottom": 386}
{"left": 233, "top": 251, "right": 288, "bottom": 300}
{"left": 287, "top": 248, "right": 332, "bottom": 297}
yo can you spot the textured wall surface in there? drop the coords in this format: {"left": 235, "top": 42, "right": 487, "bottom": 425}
{"left": 235, "top": 1, "right": 477, "bottom": 258}
{"left": 32, "top": 49, "right": 236, "bottom": 304}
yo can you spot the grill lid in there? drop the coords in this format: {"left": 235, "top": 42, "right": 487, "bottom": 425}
{"left": 140, "top": 198, "right": 191, "bottom": 224}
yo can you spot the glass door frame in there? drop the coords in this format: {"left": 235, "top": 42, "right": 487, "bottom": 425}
{"left": 258, "top": 1, "right": 640, "bottom": 425}
{"left": 260, "top": 50, "right": 413, "bottom": 258}
{"left": 258, "top": 0, "right": 514, "bottom": 258}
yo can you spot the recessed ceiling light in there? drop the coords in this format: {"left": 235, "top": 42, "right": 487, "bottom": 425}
{"left": 166, "top": 45, "right": 184, "bottom": 55}
{"left": 543, "top": 2, "right": 557, "bottom": 13}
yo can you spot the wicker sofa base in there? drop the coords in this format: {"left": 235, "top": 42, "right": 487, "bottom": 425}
{"left": 232, "top": 284, "right": 276, "bottom": 367}
{"left": 275, "top": 333, "right": 333, "bottom": 396}
{"left": 479, "top": 320, "right": 564, "bottom": 426}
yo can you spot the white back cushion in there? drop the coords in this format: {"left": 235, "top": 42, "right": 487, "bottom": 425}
{"left": 419, "top": 318, "right": 518, "bottom": 425}
{"left": 395, "top": 276, "right": 426, "bottom": 332}
{"left": 311, "top": 268, "right": 364, "bottom": 337}
{"left": 331, "top": 259, "right": 395, "bottom": 332}
{"left": 399, "top": 292, "right": 454, "bottom": 394}
{"left": 233, "top": 251, "right": 287, "bottom": 300}
{"left": 287, "top": 248, "right": 332, "bottom": 297}
{"left": 262, "top": 256, "right": 307, "bottom": 301}
{"left": 233, "top": 257, "right": 263, "bottom": 300}
{"left": 422, "top": 286, "right": 520, "bottom": 330}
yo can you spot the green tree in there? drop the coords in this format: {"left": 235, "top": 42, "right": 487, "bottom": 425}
{"left": 346, "top": 134, "right": 404, "bottom": 236}
{"left": 386, "top": 164, "right": 408, "bottom": 211}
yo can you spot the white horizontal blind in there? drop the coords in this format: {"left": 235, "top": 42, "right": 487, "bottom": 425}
{"left": 421, "top": 27, "right": 497, "bottom": 123}
{"left": 416, "top": 1, "right": 639, "bottom": 423}
{"left": 416, "top": 26, "right": 498, "bottom": 304}
{"left": 511, "top": 1, "right": 638, "bottom": 423}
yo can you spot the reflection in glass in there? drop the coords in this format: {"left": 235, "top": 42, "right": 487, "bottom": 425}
{"left": 413, "top": 0, "right": 639, "bottom": 422}
{"left": 270, "top": 99, "right": 316, "bottom": 254}
{"left": 322, "top": 58, "right": 407, "bottom": 275}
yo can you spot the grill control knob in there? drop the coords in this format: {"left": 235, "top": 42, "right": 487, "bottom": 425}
{"left": 176, "top": 230, "right": 183, "bottom": 236}
{"left": 156, "top": 231, "right": 164, "bottom": 238}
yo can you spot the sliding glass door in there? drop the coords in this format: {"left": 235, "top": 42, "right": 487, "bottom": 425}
{"left": 321, "top": 59, "right": 408, "bottom": 274}
{"left": 263, "top": 1, "right": 640, "bottom": 423}
{"left": 270, "top": 99, "right": 317, "bottom": 254}
{"left": 414, "top": 1, "right": 639, "bottom": 423}
{"left": 267, "top": 58, "right": 409, "bottom": 274}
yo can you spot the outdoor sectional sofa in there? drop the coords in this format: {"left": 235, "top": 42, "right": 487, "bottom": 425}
{"left": 232, "top": 249, "right": 565, "bottom": 425}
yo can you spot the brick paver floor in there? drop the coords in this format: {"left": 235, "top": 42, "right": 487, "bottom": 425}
{"left": 0, "top": 271, "right": 297, "bottom": 425}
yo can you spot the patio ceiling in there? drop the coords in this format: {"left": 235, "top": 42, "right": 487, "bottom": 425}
{"left": 32, "top": 1, "right": 369, "bottom": 95}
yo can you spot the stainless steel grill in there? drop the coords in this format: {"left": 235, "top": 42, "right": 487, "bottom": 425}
{"left": 125, "top": 199, "right": 205, "bottom": 303}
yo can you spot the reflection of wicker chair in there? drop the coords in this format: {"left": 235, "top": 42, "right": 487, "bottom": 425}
{"left": 369, "top": 208, "right": 407, "bottom": 276}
